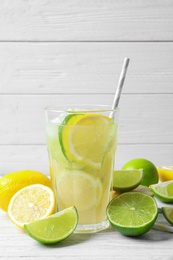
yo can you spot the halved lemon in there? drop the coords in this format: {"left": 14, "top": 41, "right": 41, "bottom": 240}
{"left": 57, "top": 170, "right": 102, "bottom": 211}
{"left": 8, "top": 184, "right": 55, "bottom": 228}
{"left": 59, "top": 113, "right": 115, "bottom": 168}
{"left": 0, "top": 170, "right": 51, "bottom": 212}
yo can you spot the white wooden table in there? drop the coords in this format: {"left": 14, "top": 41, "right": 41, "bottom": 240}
{"left": 0, "top": 209, "right": 173, "bottom": 260}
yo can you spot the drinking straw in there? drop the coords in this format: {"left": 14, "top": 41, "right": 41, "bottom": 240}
{"left": 110, "top": 57, "right": 130, "bottom": 118}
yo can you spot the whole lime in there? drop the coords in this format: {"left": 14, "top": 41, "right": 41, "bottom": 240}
{"left": 122, "top": 158, "right": 159, "bottom": 187}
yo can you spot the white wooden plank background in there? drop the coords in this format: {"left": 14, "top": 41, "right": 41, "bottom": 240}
{"left": 0, "top": 43, "right": 173, "bottom": 94}
{"left": 0, "top": 94, "right": 172, "bottom": 144}
{"left": 0, "top": 0, "right": 172, "bottom": 177}
{"left": 0, "top": 0, "right": 173, "bottom": 41}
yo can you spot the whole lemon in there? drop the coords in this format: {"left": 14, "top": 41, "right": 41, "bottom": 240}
{"left": 0, "top": 170, "right": 51, "bottom": 212}
{"left": 122, "top": 158, "right": 159, "bottom": 187}
{"left": 157, "top": 166, "right": 173, "bottom": 182}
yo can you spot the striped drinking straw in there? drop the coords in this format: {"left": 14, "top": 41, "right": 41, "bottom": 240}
{"left": 110, "top": 57, "right": 130, "bottom": 118}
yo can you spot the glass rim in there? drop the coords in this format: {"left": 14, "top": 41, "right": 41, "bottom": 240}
{"left": 44, "top": 104, "right": 119, "bottom": 114}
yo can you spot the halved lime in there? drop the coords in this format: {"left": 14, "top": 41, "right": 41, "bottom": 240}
{"left": 107, "top": 192, "right": 158, "bottom": 236}
{"left": 150, "top": 180, "right": 173, "bottom": 202}
{"left": 24, "top": 206, "right": 78, "bottom": 244}
{"left": 59, "top": 113, "right": 115, "bottom": 168}
{"left": 57, "top": 170, "right": 102, "bottom": 211}
{"left": 113, "top": 170, "right": 143, "bottom": 192}
{"left": 162, "top": 207, "right": 173, "bottom": 225}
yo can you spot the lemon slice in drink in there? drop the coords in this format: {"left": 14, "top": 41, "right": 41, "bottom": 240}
{"left": 57, "top": 170, "right": 102, "bottom": 211}
{"left": 24, "top": 206, "right": 78, "bottom": 244}
{"left": 59, "top": 113, "right": 115, "bottom": 168}
{"left": 113, "top": 169, "right": 143, "bottom": 192}
{"left": 150, "top": 180, "right": 173, "bottom": 202}
{"left": 107, "top": 192, "right": 158, "bottom": 236}
{"left": 8, "top": 184, "right": 55, "bottom": 228}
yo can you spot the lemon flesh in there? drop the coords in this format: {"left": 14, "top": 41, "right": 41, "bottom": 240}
{"left": 0, "top": 170, "right": 51, "bottom": 212}
{"left": 57, "top": 170, "right": 102, "bottom": 212}
{"left": 150, "top": 180, "right": 173, "bottom": 202}
{"left": 59, "top": 114, "right": 116, "bottom": 168}
{"left": 107, "top": 192, "right": 158, "bottom": 236}
{"left": 8, "top": 184, "right": 55, "bottom": 228}
{"left": 24, "top": 206, "right": 78, "bottom": 244}
{"left": 113, "top": 169, "right": 143, "bottom": 192}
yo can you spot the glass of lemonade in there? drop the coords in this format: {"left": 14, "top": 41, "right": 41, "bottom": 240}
{"left": 45, "top": 105, "right": 118, "bottom": 233}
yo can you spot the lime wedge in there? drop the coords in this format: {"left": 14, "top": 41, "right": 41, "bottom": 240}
{"left": 107, "top": 192, "right": 158, "bottom": 236}
{"left": 59, "top": 113, "right": 115, "bottom": 168}
{"left": 24, "top": 206, "right": 78, "bottom": 244}
{"left": 113, "top": 170, "right": 143, "bottom": 192}
{"left": 162, "top": 207, "right": 173, "bottom": 225}
{"left": 150, "top": 180, "right": 173, "bottom": 202}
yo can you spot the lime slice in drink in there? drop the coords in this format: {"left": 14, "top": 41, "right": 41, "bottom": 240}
{"left": 150, "top": 180, "right": 173, "bottom": 202}
{"left": 24, "top": 206, "right": 78, "bottom": 244}
{"left": 46, "top": 114, "right": 84, "bottom": 170}
{"left": 113, "top": 169, "right": 143, "bottom": 192}
{"left": 162, "top": 207, "right": 173, "bottom": 225}
{"left": 59, "top": 113, "right": 115, "bottom": 168}
{"left": 57, "top": 170, "right": 102, "bottom": 211}
{"left": 107, "top": 192, "right": 158, "bottom": 236}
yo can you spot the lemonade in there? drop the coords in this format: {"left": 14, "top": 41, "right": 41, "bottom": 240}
{"left": 45, "top": 105, "right": 118, "bottom": 233}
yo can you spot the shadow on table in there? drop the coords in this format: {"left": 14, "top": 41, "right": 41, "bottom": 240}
{"left": 41, "top": 232, "right": 93, "bottom": 248}
{"left": 117, "top": 227, "right": 173, "bottom": 243}
{"left": 106, "top": 223, "right": 173, "bottom": 243}
{"left": 136, "top": 229, "right": 173, "bottom": 242}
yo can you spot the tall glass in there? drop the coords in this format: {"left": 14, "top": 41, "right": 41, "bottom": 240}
{"left": 45, "top": 105, "right": 118, "bottom": 233}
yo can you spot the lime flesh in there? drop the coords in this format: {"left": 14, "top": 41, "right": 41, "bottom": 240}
{"left": 107, "top": 192, "right": 158, "bottom": 236}
{"left": 122, "top": 158, "right": 158, "bottom": 187}
{"left": 162, "top": 207, "right": 173, "bottom": 225}
{"left": 113, "top": 170, "right": 143, "bottom": 192}
{"left": 150, "top": 180, "right": 173, "bottom": 202}
{"left": 24, "top": 206, "right": 78, "bottom": 244}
